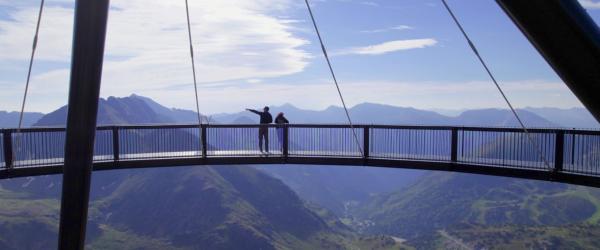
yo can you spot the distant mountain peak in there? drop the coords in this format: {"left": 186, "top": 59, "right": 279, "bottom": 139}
{"left": 30, "top": 96, "right": 595, "bottom": 128}
{"left": 324, "top": 105, "right": 342, "bottom": 111}
{"left": 35, "top": 94, "right": 203, "bottom": 126}
{"left": 278, "top": 103, "right": 296, "bottom": 109}
{"left": 0, "top": 111, "right": 45, "bottom": 128}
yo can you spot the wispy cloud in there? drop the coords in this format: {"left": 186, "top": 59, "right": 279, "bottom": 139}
{"left": 333, "top": 38, "right": 437, "bottom": 56}
{"left": 579, "top": 0, "right": 600, "bottom": 9}
{"left": 360, "top": 25, "right": 413, "bottom": 34}
{"left": 360, "top": 1, "right": 379, "bottom": 7}
{"left": 247, "top": 79, "right": 263, "bottom": 84}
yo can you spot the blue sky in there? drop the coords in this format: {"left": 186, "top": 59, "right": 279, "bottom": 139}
{"left": 0, "top": 0, "right": 599, "bottom": 114}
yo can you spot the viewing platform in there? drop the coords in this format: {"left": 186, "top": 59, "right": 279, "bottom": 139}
{"left": 1, "top": 124, "right": 599, "bottom": 187}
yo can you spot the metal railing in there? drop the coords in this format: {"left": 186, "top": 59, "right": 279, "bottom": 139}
{"left": 0, "top": 124, "right": 599, "bottom": 178}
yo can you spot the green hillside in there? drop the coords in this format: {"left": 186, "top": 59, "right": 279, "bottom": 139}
{"left": 0, "top": 166, "right": 407, "bottom": 249}
{"left": 0, "top": 187, "right": 59, "bottom": 249}
{"left": 0, "top": 94, "right": 411, "bottom": 249}
{"left": 433, "top": 223, "right": 600, "bottom": 249}
{"left": 357, "top": 172, "right": 600, "bottom": 248}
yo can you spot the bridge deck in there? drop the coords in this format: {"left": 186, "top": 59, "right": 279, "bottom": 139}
{"left": 1, "top": 124, "right": 599, "bottom": 187}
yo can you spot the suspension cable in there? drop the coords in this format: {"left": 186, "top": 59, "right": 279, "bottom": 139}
{"left": 17, "top": 0, "right": 45, "bottom": 130}
{"left": 13, "top": 0, "right": 46, "bottom": 165}
{"left": 440, "top": 0, "right": 552, "bottom": 170}
{"left": 184, "top": 0, "right": 203, "bottom": 126}
{"left": 304, "top": 0, "right": 364, "bottom": 157}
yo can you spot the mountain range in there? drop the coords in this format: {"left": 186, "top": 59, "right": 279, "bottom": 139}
{"left": 1, "top": 94, "right": 600, "bottom": 249}
{"left": 0, "top": 95, "right": 405, "bottom": 249}
{"left": 214, "top": 103, "right": 560, "bottom": 127}
{"left": 35, "top": 95, "right": 203, "bottom": 126}
{"left": 0, "top": 111, "right": 44, "bottom": 128}
{"left": 354, "top": 172, "right": 600, "bottom": 248}
{"left": 212, "top": 102, "right": 600, "bottom": 128}
{"left": 4, "top": 94, "right": 599, "bottom": 129}
{"left": 524, "top": 107, "right": 600, "bottom": 129}
{"left": 255, "top": 165, "right": 425, "bottom": 216}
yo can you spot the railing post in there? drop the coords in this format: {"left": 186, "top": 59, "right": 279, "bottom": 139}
{"left": 112, "top": 127, "right": 119, "bottom": 162}
{"left": 2, "top": 130, "right": 13, "bottom": 169}
{"left": 554, "top": 130, "right": 565, "bottom": 172}
{"left": 451, "top": 128, "right": 458, "bottom": 162}
{"left": 201, "top": 125, "right": 207, "bottom": 158}
{"left": 283, "top": 125, "right": 289, "bottom": 158}
{"left": 363, "top": 126, "right": 370, "bottom": 159}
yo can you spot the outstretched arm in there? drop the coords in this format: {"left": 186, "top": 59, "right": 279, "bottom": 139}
{"left": 246, "top": 109, "right": 261, "bottom": 115}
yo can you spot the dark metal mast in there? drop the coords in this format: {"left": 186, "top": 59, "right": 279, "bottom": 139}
{"left": 496, "top": 0, "right": 600, "bottom": 122}
{"left": 57, "top": 0, "right": 110, "bottom": 249}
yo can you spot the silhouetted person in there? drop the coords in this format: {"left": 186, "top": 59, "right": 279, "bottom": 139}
{"left": 246, "top": 106, "right": 272, "bottom": 153}
{"left": 275, "top": 112, "right": 289, "bottom": 149}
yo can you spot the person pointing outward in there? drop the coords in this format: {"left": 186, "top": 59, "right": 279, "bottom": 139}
{"left": 246, "top": 106, "right": 273, "bottom": 153}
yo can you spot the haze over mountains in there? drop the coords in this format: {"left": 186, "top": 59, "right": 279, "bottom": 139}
{"left": 18, "top": 94, "right": 592, "bottom": 216}
{"left": 215, "top": 102, "right": 560, "bottom": 127}
{"left": 4, "top": 93, "right": 597, "bottom": 129}
{"left": 0, "top": 111, "right": 43, "bottom": 128}
{"left": 1, "top": 94, "right": 599, "bottom": 249}
{"left": 0, "top": 95, "right": 403, "bottom": 249}
{"left": 213, "top": 101, "right": 598, "bottom": 128}
{"left": 524, "top": 107, "right": 600, "bottom": 129}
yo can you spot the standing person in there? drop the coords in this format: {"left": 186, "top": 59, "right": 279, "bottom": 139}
{"left": 275, "top": 112, "right": 289, "bottom": 150}
{"left": 246, "top": 106, "right": 273, "bottom": 153}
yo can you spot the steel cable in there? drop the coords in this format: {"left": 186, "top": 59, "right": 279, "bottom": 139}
{"left": 184, "top": 0, "right": 203, "bottom": 126}
{"left": 440, "top": 0, "right": 552, "bottom": 170}
{"left": 304, "top": 0, "right": 364, "bottom": 157}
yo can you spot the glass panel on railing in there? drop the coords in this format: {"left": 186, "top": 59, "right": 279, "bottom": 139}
{"left": 369, "top": 128, "right": 451, "bottom": 161}
{"left": 206, "top": 126, "right": 282, "bottom": 156}
{"left": 288, "top": 127, "right": 362, "bottom": 157}
{"left": 119, "top": 127, "right": 202, "bottom": 160}
{"left": 563, "top": 132, "right": 600, "bottom": 175}
{"left": 12, "top": 130, "right": 66, "bottom": 167}
{"left": 457, "top": 130, "right": 555, "bottom": 170}
{"left": 93, "top": 129, "right": 114, "bottom": 162}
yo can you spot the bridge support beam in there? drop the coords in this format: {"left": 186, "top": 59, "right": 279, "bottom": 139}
{"left": 283, "top": 125, "right": 289, "bottom": 159}
{"left": 363, "top": 127, "right": 370, "bottom": 160}
{"left": 58, "top": 0, "right": 110, "bottom": 249}
{"left": 554, "top": 130, "right": 565, "bottom": 172}
{"left": 112, "top": 127, "right": 120, "bottom": 162}
{"left": 496, "top": 0, "right": 600, "bottom": 122}
{"left": 201, "top": 126, "right": 207, "bottom": 158}
{"left": 451, "top": 128, "right": 458, "bottom": 162}
{"left": 2, "top": 130, "right": 13, "bottom": 169}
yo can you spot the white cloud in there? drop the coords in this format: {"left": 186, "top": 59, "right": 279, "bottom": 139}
{"left": 0, "top": 1, "right": 585, "bottom": 114}
{"left": 0, "top": 4, "right": 73, "bottom": 61}
{"left": 579, "top": 0, "right": 600, "bottom": 9}
{"left": 360, "top": 1, "right": 379, "bottom": 7}
{"left": 360, "top": 25, "right": 413, "bottom": 34}
{"left": 0, "top": 0, "right": 310, "bottom": 112}
{"left": 247, "top": 79, "right": 263, "bottom": 84}
{"left": 333, "top": 38, "right": 437, "bottom": 56}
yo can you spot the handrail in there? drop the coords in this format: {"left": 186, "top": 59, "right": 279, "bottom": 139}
{"left": 7, "top": 124, "right": 600, "bottom": 133}
{"left": 0, "top": 123, "right": 600, "bottom": 135}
